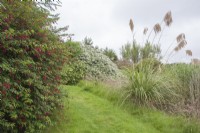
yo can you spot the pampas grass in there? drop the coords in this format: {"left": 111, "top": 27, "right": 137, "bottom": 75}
{"left": 164, "top": 11, "right": 173, "bottom": 27}
{"left": 176, "top": 33, "right": 185, "bottom": 43}
{"left": 143, "top": 27, "right": 148, "bottom": 35}
{"left": 153, "top": 23, "right": 161, "bottom": 34}
{"left": 129, "top": 19, "right": 134, "bottom": 33}
{"left": 186, "top": 50, "right": 192, "bottom": 56}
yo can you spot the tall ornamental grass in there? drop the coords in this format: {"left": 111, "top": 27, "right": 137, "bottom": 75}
{"left": 124, "top": 59, "right": 179, "bottom": 108}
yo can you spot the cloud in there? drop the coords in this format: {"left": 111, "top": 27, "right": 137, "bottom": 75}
{"left": 56, "top": 0, "right": 200, "bottom": 62}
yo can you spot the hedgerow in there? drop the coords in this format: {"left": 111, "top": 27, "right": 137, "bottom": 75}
{"left": 0, "top": 1, "right": 67, "bottom": 132}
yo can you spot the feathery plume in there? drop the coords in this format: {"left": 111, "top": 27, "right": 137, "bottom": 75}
{"left": 174, "top": 46, "right": 179, "bottom": 52}
{"left": 143, "top": 27, "right": 148, "bottom": 35}
{"left": 186, "top": 50, "right": 192, "bottom": 56}
{"left": 176, "top": 33, "right": 185, "bottom": 43}
{"left": 164, "top": 11, "right": 173, "bottom": 26}
{"left": 153, "top": 23, "right": 161, "bottom": 34}
{"left": 129, "top": 19, "right": 134, "bottom": 32}
{"left": 178, "top": 40, "right": 187, "bottom": 49}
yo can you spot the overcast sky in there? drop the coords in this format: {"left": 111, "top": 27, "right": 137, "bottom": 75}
{"left": 56, "top": 0, "right": 200, "bottom": 63}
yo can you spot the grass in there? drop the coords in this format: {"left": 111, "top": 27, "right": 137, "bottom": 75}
{"left": 43, "top": 82, "right": 200, "bottom": 133}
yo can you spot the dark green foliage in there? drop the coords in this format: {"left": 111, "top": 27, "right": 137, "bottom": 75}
{"left": 134, "top": 58, "right": 161, "bottom": 72}
{"left": 83, "top": 36, "right": 93, "bottom": 46}
{"left": 120, "top": 42, "right": 161, "bottom": 64}
{"left": 103, "top": 47, "right": 118, "bottom": 62}
{"left": 140, "top": 43, "right": 161, "bottom": 59}
{"left": 62, "top": 41, "right": 86, "bottom": 85}
{"left": 0, "top": 1, "right": 67, "bottom": 132}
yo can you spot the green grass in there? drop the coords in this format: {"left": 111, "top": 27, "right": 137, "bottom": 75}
{"left": 43, "top": 82, "right": 200, "bottom": 133}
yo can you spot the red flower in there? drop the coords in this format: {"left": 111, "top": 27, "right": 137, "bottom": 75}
{"left": 3, "top": 82, "right": 10, "bottom": 89}
{"left": 16, "top": 95, "right": 19, "bottom": 100}
{"left": 35, "top": 47, "right": 42, "bottom": 53}
{"left": 55, "top": 76, "right": 60, "bottom": 81}
{"left": 1, "top": 90, "right": 6, "bottom": 95}
{"left": 43, "top": 75, "right": 47, "bottom": 81}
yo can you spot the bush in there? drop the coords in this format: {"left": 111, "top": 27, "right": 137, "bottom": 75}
{"left": 79, "top": 45, "right": 124, "bottom": 80}
{"left": 61, "top": 41, "right": 86, "bottom": 85}
{"left": 0, "top": 1, "right": 67, "bottom": 132}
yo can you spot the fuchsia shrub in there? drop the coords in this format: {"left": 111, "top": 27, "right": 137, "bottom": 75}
{"left": 0, "top": 0, "right": 67, "bottom": 132}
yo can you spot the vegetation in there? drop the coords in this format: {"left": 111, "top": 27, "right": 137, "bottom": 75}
{"left": 61, "top": 41, "right": 86, "bottom": 85}
{"left": 1, "top": 1, "right": 200, "bottom": 133}
{"left": 103, "top": 47, "right": 118, "bottom": 62}
{"left": 119, "top": 11, "right": 200, "bottom": 119}
{"left": 163, "top": 64, "right": 200, "bottom": 117}
{"left": 0, "top": 1, "right": 67, "bottom": 132}
{"left": 82, "top": 36, "right": 93, "bottom": 46}
{"left": 78, "top": 44, "right": 123, "bottom": 80}
{"left": 124, "top": 63, "right": 178, "bottom": 107}
{"left": 44, "top": 83, "right": 200, "bottom": 133}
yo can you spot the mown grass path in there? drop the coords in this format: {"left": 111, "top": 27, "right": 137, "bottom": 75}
{"left": 44, "top": 85, "right": 199, "bottom": 133}
{"left": 44, "top": 86, "right": 169, "bottom": 133}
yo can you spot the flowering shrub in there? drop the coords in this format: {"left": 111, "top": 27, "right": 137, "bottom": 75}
{"left": 0, "top": 1, "right": 67, "bottom": 132}
{"left": 79, "top": 45, "right": 123, "bottom": 80}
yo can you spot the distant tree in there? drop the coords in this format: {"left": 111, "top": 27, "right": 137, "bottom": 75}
{"left": 83, "top": 36, "right": 93, "bottom": 46}
{"left": 120, "top": 42, "right": 140, "bottom": 63}
{"left": 140, "top": 42, "right": 161, "bottom": 59}
{"left": 120, "top": 42, "right": 160, "bottom": 63}
{"left": 103, "top": 47, "right": 118, "bottom": 62}
{"left": 121, "top": 43, "right": 132, "bottom": 60}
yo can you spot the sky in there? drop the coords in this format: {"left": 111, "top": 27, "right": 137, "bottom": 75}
{"left": 56, "top": 0, "right": 200, "bottom": 63}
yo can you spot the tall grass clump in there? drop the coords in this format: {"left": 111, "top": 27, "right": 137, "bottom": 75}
{"left": 188, "top": 71, "right": 200, "bottom": 117}
{"left": 123, "top": 60, "right": 179, "bottom": 108}
{"left": 165, "top": 64, "right": 200, "bottom": 117}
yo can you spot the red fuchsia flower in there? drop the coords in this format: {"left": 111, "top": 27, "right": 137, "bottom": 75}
{"left": 17, "top": 35, "right": 29, "bottom": 40}
{"left": 46, "top": 50, "right": 51, "bottom": 56}
{"left": 34, "top": 54, "right": 40, "bottom": 59}
{"left": 55, "top": 76, "right": 60, "bottom": 81}
{"left": 54, "top": 88, "right": 60, "bottom": 94}
{"left": 4, "top": 18, "right": 10, "bottom": 23}
{"left": 2, "top": 25, "right": 8, "bottom": 31}
{"left": 16, "top": 95, "right": 19, "bottom": 100}
{"left": 43, "top": 75, "right": 47, "bottom": 81}
{"left": 3, "top": 82, "right": 10, "bottom": 89}
{"left": 45, "top": 112, "right": 50, "bottom": 116}
{"left": 1, "top": 90, "right": 7, "bottom": 95}
{"left": 35, "top": 47, "right": 42, "bottom": 53}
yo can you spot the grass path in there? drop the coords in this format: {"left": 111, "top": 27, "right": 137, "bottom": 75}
{"left": 44, "top": 86, "right": 161, "bottom": 133}
{"left": 66, "top": 86, "right": 162, "bottom": 133}
{"left": 44, "top": 85, "right": 199, "bottom": 133}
